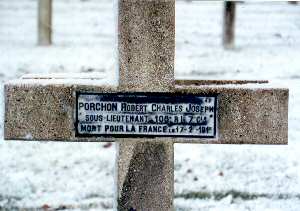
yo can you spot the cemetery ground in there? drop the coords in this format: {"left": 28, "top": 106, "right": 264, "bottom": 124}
{"left": 1, "top": 0, "right": 300, "bottom": 210}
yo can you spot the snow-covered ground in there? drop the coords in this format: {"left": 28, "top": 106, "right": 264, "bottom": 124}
{"left": 1, "top": 0, "right": 300, "bottom": 210}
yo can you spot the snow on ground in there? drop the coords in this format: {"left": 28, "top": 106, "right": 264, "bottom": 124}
{"left": 1, "top": 0, "right": 300, "bottom": 210}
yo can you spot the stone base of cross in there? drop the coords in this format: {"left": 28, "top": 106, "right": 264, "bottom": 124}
{"left": 4, "top": 1, "right": 288, "bottom": 211}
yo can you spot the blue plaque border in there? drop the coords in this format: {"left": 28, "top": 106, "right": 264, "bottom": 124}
{"left": 75, "top": 92, "right": 218, "bottom": 139}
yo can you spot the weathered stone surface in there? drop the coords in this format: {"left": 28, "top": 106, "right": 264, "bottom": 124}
{"left": 118, "top": 0, "right": 175, "bottom": 92}
{"left": 117, "top": 140, "right": 173, "bottom": 211}
{"left": 117, "top": 1, "right": 175, "bottom": 210}
{"left": 175, "top": 82, "right": 289, "bottom": 145}
{"left": 4, "top": 80, "right": 117, "bottom": 141}
{"left": 4, "top": 80, "right": 288, "bottom": 144}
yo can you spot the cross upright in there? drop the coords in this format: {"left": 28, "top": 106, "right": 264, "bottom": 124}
{"left": 4, "top": 1, "right": 288, "bottom": 211}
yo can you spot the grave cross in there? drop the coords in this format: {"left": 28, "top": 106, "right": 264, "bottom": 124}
{"left": 4, "top": 1, "right": 288, "bottom": 211}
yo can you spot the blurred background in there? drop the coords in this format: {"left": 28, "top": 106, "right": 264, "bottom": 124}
{"left": 0, "top": 0, "right": 300, "bottom": 210}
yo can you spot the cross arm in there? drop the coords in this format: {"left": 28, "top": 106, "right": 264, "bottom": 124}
{"left": 4, "top": 76, "right": 288, "bottom": 144}
{"left": 4, "top": 74, "right": 118, "bottom": 142}
{"left": 175, "top": 80, "right": 288, "bottom": 145}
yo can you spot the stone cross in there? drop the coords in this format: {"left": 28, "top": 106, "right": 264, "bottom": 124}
{"left": 4, "top": 0, "right": 288, "bottom": 211}
{"left": 38, "top": 0, "right": 52, "bottom": 45}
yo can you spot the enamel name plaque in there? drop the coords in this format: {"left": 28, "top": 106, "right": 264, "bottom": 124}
{"left": 75, "top": 92, "right": 217, "bottom": 138}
